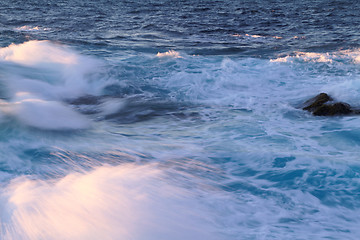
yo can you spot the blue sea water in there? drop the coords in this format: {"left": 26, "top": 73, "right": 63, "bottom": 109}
{"left": 1, "top": 0, "right": 360, "bottom": 239}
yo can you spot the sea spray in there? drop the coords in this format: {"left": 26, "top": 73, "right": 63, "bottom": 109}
{"left": 0, "top": 41, "right": 104, "bottom": 99}
{"left": 0, "top": 164, "right": 221, "bottom": 240}
{"left": 1, "top": 0, "right": 360, "bottom": 239}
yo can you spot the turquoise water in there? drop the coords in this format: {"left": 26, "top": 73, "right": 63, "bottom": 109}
{"left": 1, "top": 1, "right": 360, "bottom": 239}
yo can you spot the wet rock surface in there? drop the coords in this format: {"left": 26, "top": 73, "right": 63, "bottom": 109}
{"left": 303, "top": 93, "right": 333, "bottom": 112}
{"left": 303, "top": 93, "right": 358, "bottom": 116}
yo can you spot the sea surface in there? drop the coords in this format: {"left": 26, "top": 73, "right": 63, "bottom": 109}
{"left": 1, "top": 0, "right": 360, "bottom": 239}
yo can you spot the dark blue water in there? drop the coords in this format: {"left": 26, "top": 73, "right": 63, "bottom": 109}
{"left": 1, "top": 1, "right": 360, "bottom": 239}
{"left": 2, "top": 0, "right": 360, "bottom": 55}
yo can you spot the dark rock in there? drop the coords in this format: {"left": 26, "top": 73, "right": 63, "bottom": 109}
{"left": 68, "top": 95, "right": 103, "bottom": 105}
{"left": 302, "top": 93, "right": 357, "bottom": 116}
{"left": 302, "top": 93, "right": 333, "bottom": 111}
{"left": 352, "top": 108, "right": 360, "bottom": 114}
{"left": 312, "top": 102, "right": 352, "bottom": 116}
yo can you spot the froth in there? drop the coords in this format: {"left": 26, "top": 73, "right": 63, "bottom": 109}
{"left": 0, "top": 40, "right": 77, "bottom": 65}
{"left": 0, "top": 40, "right": 108, "bottom": 129}
{"left": 0, "top": 40, "right": 103, "bottom": 99}
{"left": 156, "top": 57, "right": 297, "bottom": 110}
{"left": 231, "top": 33, "right": 283, "bottom": 42}
{"left": 156, "top": 50, "right": 182, "bottom": 58}
{"left": 0, "top": 164, "right": 218, "bottom": 240}
{"left": 271, "top": 49, "right": 360, "bottom": 64}
{"left": 14, "top": 26, "right": 50, "bottom": 32}
{"left": 0, "top": 92, "right": 90, "bottom": 130}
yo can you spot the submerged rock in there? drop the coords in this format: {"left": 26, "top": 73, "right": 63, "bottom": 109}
{"left": 302, "top": 93, "right": 333, "bottom": 112}
{"left": 68, "top": 95, "right": 103, "bottom": 105}
{"left": 302, "top": 93, "right": 357, "bottom": 116}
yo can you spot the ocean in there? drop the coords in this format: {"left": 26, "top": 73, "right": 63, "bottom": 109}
{"left": 1, "top": 0, "right": 360, "bottom": 239}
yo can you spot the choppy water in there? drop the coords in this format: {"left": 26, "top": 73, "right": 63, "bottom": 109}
{"left": 1, "top": 0, "right": 360, "bottom": 239}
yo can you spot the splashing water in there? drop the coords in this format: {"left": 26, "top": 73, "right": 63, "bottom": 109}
{"left": 1, "top": 0, "right": 360, "bottom": 239}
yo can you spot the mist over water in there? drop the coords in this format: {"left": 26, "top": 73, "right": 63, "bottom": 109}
{"left": 1, "top": 0, "right": 360, "bottom": 239}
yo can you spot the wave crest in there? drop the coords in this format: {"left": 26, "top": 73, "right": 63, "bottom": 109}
{"left": 156, "top": 50, "right": 182, "bottom": 58}
{"left": 271, "top": 49, "right": 360, "bottom": 64}
{"left": 0, "top": 164, "right": 218, "bottom": 240}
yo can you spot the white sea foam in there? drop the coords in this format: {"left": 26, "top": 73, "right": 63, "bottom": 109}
{"left": 157, "top": 57, "right": 301, "bottom": 110}
{"left": 340, "top": 49, "right": 360, "bottom": 64}
{"left": 232, "top": 33, "right": 282, "bottom": 40}
{"left": 321, "top": 78, "right": 360, "bottom": 106}
{"left": 0, "top": 40, "right": 103, "bottom": 99}
{"left": 0, "top": 47, "right": 359, "bottom": 240}
{"left": 271, "top": 49, "right": 360, "bottom": 64}
{"left": 0, "top": 92, "right": 90, "bottom": 130}
{"left": 271, "top": 51, "right": 333, "bottom": 63}
{"left": 268, "top": 48, "right": 360, "bottom": 106}
{"left": 0, "top": 40, "right": 108, "bottom": 130}
{"left": 156, "top": 50, "right": 182, "bottom": 58}
{"left": 0, "top": 164, "right": 219, "bottom": 240}
{"left": 245, "top": 34, "right": 262, "bottom": 38}
{"left": 14, "top": 26, "right": 50, "bottom": 32}
{"left": 0, "top": 40, "right": 77, "bottom": 66}
{"left": 232, "top": 33, "right": 263, "bottom": 38}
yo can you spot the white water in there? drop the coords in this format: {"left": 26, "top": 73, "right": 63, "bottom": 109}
{"left": 1, "top": 41, "right": 360, "bottom": 239}
{"left": 0, "top": 164, "right": 221, "bottom": 240}
{"left": 0, "top": 40, "right": 104, "bottom": 99}
{"left": 0, "top": 41, "right": 108, "bottom": 129}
